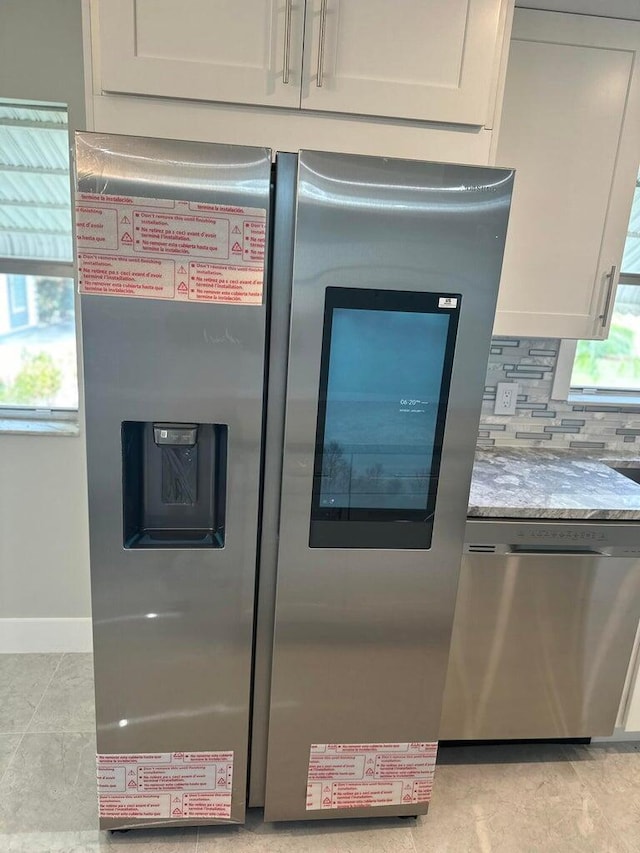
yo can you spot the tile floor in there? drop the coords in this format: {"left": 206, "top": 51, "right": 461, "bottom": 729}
{"left": 1, "top": 654, "right": 640, "bottom": 852}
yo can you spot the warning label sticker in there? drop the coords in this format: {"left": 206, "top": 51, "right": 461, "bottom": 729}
{"left": 76, "top": 192, "right": 265, "bottom": 305}
{"left": 97, "top": 751, "right": 233, "bottom": 820}
{"left": 305, "top": 742, "right": 437, "bottom": 811}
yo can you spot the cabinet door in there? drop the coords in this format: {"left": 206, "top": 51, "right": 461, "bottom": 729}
{"left": 94, "top": 0, "right": 304, "bottom": 109}
{"left": 494, "top": 11, "right": 640, "bottom": 340}
{"left": 300, "top": 0, "right": 509, "bottom": 125}
{"left": 622, "top": 622, "right": 640, "bottom": 732}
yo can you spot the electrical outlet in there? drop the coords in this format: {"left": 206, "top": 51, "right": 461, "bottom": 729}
{"left": 494, "top": 381, "right": 518, "bottom": 416}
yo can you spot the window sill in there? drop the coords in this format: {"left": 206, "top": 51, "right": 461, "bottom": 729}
{"left": 0, "top": 417, "right": 79, "bottom": 436}
{"left": 568, "top": 393, "right": 640, "bottom": 408}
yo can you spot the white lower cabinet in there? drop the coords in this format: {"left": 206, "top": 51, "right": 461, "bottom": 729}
{"left": 623, "top": 621, "right": 640, "bottom": 732}
{"left": 493, "top": 10, "right": 640, "bottom": 340}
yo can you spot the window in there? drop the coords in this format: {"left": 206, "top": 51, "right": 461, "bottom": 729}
{"left": 557, "top": 170, "right": 640, "bottom": 403}
{"left": 0, "top": 102, "right": 78, "bottom": 425}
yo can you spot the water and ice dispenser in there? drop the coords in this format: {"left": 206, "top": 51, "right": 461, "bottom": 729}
{"left": 122, "top": 421, "right": 227, "bottom": 548}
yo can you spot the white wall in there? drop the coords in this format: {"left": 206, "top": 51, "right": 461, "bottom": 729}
{"left": 0, "top": 0, "right": 91, "bottom": 646}
{"left": 0, "top": 434, "right": 89, "bottom": 618}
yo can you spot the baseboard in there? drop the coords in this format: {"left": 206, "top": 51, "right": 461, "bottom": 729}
{"left": 0, "top": 618, "right": 93, "bottom": 653}
{"left": 592, "top": 727, "right": 640, "bottom": 743}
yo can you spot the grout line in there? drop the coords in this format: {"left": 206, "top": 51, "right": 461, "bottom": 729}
{"left": 23, "top": 653, "right": 64, "bottom": 734}
{"left": 22, "top": 727, "right": 96, "bottom": 735}
{"left": 0, "top": 653, "right": 64, "bottom": 785}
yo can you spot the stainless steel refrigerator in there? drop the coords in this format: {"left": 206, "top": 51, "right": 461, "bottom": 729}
{"left": 75, "top": 132, "right": 513, "bottom": 830}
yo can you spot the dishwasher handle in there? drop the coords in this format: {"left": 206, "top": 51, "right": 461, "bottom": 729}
{"left": 508, "top": 545, "right": 605, "bottom": 557}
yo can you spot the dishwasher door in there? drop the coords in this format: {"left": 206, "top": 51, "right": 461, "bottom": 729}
{"left": 440, "top": 550, "right": 640, "bottom": 740}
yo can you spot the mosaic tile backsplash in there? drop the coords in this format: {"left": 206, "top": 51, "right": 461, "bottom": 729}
{"left": 480, "top": 338, "right": 640, "bottom": 452}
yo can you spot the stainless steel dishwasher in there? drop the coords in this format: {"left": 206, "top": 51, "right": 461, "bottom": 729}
{"left": 440, "top": 519, "right": 640, "bottom": 740}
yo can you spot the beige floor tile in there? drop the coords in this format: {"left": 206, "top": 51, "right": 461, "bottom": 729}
{"left": 567, "top": 743, "right": 640, "bottom": 853}
{"left": 197, "top": 824, "right": 305, "bottom": 853}
{"left": 410, "top": 744, "right": 626, "bottom": 853}
{"left": 0, "top": 732, "right": 98, "bottom": 833}
{"left": 0, "top": 831, "right": 98, "bottom": 853}
{"left": 0, "top": 828, "right": 198, "bottom": 853}
{"left": 0, "top": 733, "right": 23, "bottom": 782}
{"left": 0, "top": 654, "right": 61, "bottom": 733}
{"left": 197, "top": 812, "right": 416, "bottom": 852}
{"left": 29, "top": 654, "right": 96, "bottom": 733}
{"left": 300, "top": 819, "right": 416, "bottom": 853}
{"left": 102, "top": 826, "right": 198, "bottom": 851}
{"left": 567, "top": 743, "right": 640, "bottom": 793}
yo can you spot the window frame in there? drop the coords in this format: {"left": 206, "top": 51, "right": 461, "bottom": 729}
{"left": 554, "top": 272, "right": 640, "bottom": 406}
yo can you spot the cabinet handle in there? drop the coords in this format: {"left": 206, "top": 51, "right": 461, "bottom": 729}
{"left": 599, "top": 265, "right": 617, "bottom": 328}
{"left": 316, "top": 0, "right": 328, "bottom": 87}
{"left": 283, "top": 0, "right": 293, "bottom": 84}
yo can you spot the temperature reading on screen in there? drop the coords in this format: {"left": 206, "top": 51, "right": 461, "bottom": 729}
{"left": 399, "top": 399, "right": 429, "bottom": 412}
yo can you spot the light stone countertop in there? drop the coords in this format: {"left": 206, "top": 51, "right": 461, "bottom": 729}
{"left": 468, "top": 447, "right": 640, "bottom": 520}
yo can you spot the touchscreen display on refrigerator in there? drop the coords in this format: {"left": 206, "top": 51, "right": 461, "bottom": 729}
{"left": 310, "top": 287, "right": 459, "bottom": 548}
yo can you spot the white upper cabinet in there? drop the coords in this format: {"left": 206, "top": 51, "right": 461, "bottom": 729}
{"left": 93, "top": 0, "right": 512, "bottom": 127}
{"left": 300, "top": 0, "right": 507, "bottom": 125}
{"left": 494, "top": 10, "right": 640, "bottom": 340}
{"left": 95, "top": 0, "right": 304, "bottom": 109}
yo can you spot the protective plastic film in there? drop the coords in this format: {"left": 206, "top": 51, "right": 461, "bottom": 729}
{"left": 74, "top": 133, "right": 267, "bottom": 305}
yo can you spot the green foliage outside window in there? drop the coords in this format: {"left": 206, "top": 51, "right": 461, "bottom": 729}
{"left": 35, "top": 278, "right": 74, "bottom": 325}
{"left": 572, "top": 284, "right": 640, "bottom": 389}
{"left": 0, "top": 351, "right": 62, "bottom": 405}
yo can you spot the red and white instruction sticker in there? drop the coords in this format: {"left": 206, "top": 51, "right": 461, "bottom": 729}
{"left": 306, "top": 742, "right": 437, "bottom": 811}
{"left": 97, "top": 751, "right": 233, "bottom": 820}
{"left": 76, "top": 192, "right": 265, "bottom": 305}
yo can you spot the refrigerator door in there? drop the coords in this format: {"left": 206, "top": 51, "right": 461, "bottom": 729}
{"left": 263, "top": 151, "right": 513, "bottom": 821}
{"left": 76, "top": 133, "right": 271, "bottom": 828}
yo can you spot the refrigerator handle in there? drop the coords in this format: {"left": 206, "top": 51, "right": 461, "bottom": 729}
{"left": 316, "top": 0, "right": 328, "bottom": 87}
{"left": 283, "top": 0, "right": 293, "bottom": 84}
